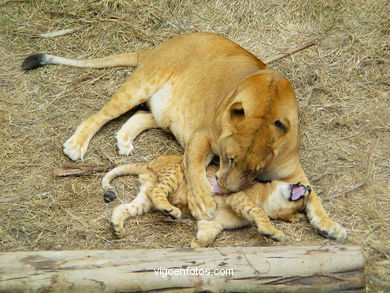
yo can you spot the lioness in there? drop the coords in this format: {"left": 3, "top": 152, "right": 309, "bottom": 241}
{"left": 23, "top": 32, "right": 346, "bottom": 240}
{"left": 103, "top": 154, "right": 312, "bottom": 247}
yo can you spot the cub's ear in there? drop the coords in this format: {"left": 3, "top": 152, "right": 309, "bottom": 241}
{"left": 230, "top": 102, "right": 245, "bottom": 120}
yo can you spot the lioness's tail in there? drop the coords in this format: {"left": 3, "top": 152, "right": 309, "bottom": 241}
{"left": 22, "top": 50, "right": 149, "bottom": 70}
{"left": 102, "top": 162, "right": 148, "bottom": 203}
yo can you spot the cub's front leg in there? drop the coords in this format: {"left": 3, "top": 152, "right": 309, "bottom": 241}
{"left": 225, "top": 192, "right": 285, "bottom": 241}
{"left": 292, "top": 166, "right": 347, "bottom": 240}
{"left": 184, "top": 131, "right": 217, "bottom": 220}
{"left": 306, "top": 189, "right": 347, "bottom": 240}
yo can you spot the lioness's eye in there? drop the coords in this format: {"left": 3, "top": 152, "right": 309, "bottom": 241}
{"left": 274, "top": 120, "right": 287, "bottom": 131}
{"left": 232, "top": 108, "right": 245, "bottom": 116}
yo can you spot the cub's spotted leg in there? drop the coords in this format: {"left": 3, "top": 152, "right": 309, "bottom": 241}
{"left": 116, "top": 110, "right": 156, "bottom": 156}
{"left": 191, "top": 202, "right": 250, "bottom": 248}
{"left": 185, "top": 131, "right": 217, "bottom": 220}
{"left": 145, "top": 166, "right": 184, "bottom": 219}
{"left": 191, "top": 220, "right": 224, "bottom": 248}
{"left": 64, "top": 72, "right": 158, "bottom": 160}
{"left": 306, "top": 189, "right": 347, "bottom": 240}
{"left": 111, "top": 184, "right": 152, "bottom": 238}
{"left": 291, "top": 167, "right": 347, "bottom": 240}
{"left": 225, "top": 192, "right": 285, "bottom": 241}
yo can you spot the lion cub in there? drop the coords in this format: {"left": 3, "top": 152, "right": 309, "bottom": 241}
{"left": 103, "top": 154, "right": 310, "bottom": 247}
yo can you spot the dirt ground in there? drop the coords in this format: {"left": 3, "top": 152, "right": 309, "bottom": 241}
{"left": 0, "top": 0, "right": 389, "bottom": 291}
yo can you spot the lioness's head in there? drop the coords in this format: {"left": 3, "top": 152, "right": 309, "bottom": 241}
{"left": 217, "top": 70, "right": 300, "bottom": 192}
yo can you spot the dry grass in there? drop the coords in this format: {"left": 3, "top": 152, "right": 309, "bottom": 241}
{"left": 0, "top": 0, "right": 389, "bottom": 291}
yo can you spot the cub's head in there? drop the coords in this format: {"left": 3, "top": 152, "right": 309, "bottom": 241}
{"left": 217, "top": 70, "right": 300, "bottom": 192}
{"left": 264, "top": 182, "right": 311, "bottom": 221}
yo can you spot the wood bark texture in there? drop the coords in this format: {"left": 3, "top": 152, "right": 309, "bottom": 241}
{"left": 0, "top": 245, "right": 365, "bottom": 292}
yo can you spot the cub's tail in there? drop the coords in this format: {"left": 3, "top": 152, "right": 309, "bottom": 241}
{"left": 22, "top": 50, "right": 149, "bottom": 70}
{"left": 102, "top": 162, "right": 148, "bottom": 203}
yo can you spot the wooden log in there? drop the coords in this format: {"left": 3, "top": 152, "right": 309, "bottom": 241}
{"left": 0, "top": 245, "right": 365, "bottom": 292}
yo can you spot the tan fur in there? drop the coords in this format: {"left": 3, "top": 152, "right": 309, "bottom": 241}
{"left": 105, "top": 154, "right": 313, "bottom": 247}
{"left": 26, "top": 32, "right": 346, "bottom": 239}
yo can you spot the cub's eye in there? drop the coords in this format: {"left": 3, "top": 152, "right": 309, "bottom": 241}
{"left": 228, "top": 157, "right": 235, "bottom": 166}
{"left": 274, "top": 120, "right": 287, "bottom": 131}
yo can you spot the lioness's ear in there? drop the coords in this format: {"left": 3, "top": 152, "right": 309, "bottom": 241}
{"left": 274, "top": 118, "right": 290, "bottom": 132}
{"left": 230, "top": 102, "right": 245, "bottom": 120}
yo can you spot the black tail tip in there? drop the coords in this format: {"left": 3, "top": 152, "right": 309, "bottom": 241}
{"left": 22, "top": 54, "right": 45, "bottom": 70}
{"left": 103, "top": 190, "right": 117, "bottom": 203}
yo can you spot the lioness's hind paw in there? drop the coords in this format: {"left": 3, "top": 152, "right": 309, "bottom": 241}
{"left": 116, "top": 135, "right": 134, "bottom": 156}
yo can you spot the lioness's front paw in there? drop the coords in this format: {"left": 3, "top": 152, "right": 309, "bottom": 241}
{"left": 312, "top": 218, "right": 347, "bottom": 241}
{"left": 115, "top": 134, "right": 134, "bottom": 156}
{"left": 63, "top": 136, "right": 88, "bottom": 161}
{"left": 188, "top": 189, "right": 217, "bottom": 220}
{"left": 111, "top": 222, "right": 125, "bottom": 238}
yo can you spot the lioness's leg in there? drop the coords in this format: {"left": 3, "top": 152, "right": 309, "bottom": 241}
{"left": 290, "top": 166, "right": 347, "bottom": 240}
{"left": 225, "top": 192, "right": 285, "bottom": 241}
{"left": 116, "top": 110, "right": 156, "bottom": 156}
{"left": 63, "top": 72, "right": 158, "bottom": 160}
{"left": 185, "top": 131, "right": 216, "bottom": 220}
{"left": 111, "top": 185, "right": 152, "bottom": 238}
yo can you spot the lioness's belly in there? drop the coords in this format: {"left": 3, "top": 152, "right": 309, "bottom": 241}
{"left": 149, "top": 81, "right": 210, "bottom": 147}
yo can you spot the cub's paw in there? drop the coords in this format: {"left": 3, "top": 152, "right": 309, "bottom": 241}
{"left": 63, "top": 135, "right": 88, "bottom": 161}
{"left": 261, "top": 229, "right": 286, "bottom": 242}
{"left": 111, "top": 222, "right": 126, "bottom": 238}
{"left": 115, "top": 134, "right": 134, "bottom": 156}
{"left": 188, "top": 188, "right": 217, "bottom": 220}
{"left": 190, "top": 238, "right": 208, "bottom": 248}
{"left": 287, "top": 212, "right": 306, "bottom": 223}
{"left": 312, "top": 218, "right": 348, "bottom": 241}
{"left": 163, "top": 207, "right": 182, "bottom": 219}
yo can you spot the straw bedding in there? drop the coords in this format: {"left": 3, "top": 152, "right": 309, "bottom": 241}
{"left": 0, "top": 0, "right": 388, "bottom": 290}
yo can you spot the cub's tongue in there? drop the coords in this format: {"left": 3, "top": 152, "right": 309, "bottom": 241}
{"left": 211, "top": 181, "right": 223, "bottom": 194}
{"left": 290, "top": 184, "right": 306, "bottom": 201}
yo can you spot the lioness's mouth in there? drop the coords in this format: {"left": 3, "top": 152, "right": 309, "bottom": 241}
{"left": 212, "top": 178, "right": 229, "bottom": 194}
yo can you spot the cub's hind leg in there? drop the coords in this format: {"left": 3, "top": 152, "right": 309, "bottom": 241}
{"left": 191, "top": 220, "right": 224, "bottom": 248}
{"left": 191, "top": 199, "right": 250, "bottom": 248}
{"left": 64, "top": 71, "right": 161, "bottom": 161}
{"left": 146, "top": 165, "right": 184, "bottom": 219}
{"left": 111, "top": 183, "right": 153, "bottom": 238}
{"left": 116, "top": 110, "right": 156, "bottom": 156}
{"left": 225, "top": 192, "right": 285, "bottom": 241}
